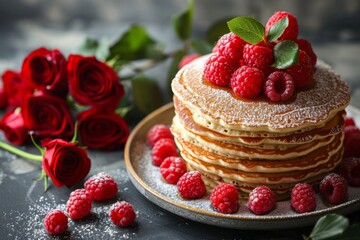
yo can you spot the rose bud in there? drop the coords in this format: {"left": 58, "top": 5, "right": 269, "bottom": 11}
{"left": 68, "top": 55, "right": 124, "bottom": 110}
{"left": 21, "top": 47, "right": 68, "bottom": 97}
{"left": 77, "top": 107, "right": 129, "bottom": 150}
{"left": 41, "top": 138, "right": 91, "bottom": 187}
{"left": 0, "top": 110, "right": 29, "bottom": 145}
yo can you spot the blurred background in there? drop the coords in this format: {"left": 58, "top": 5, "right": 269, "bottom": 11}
{"left": 0, "top": 0, "right": 360, "bottom": 106}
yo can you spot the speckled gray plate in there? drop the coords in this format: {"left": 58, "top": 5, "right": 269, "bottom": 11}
{"left": 124, "top": 102, "right": 360, "bottom": 230}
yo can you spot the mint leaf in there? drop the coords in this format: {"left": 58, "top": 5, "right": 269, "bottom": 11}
{"left": 272, "top": 40, "right": 299, "bottom": 69}
{"left": 172, "top": 0, "right": 194, "bottom": 40}
{"left": 206, "top": 17, "right": 234, "bottom": 44}
{"left": 227, "top": 16, "right": 265, "bottom": 44}
{"left": 190, "top": 39, "right": 212, "bottom": 54}
{"left": 310, "top": 214, "right": 350, "bottom": 240}
{"left": 267, "top": 17, "right": 289, "bottom": 42}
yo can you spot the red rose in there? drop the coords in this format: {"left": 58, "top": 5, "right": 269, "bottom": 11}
{"left": 21, "top": 47, "right": 68, "bottom": 97}
{"left": 0, "top": 88, "right": 6, "bottom": 109}
{"left": 0, "top": 110, "right": 29, "bottom": 145}
{"left": 77, "top": 108, "right": 129, "bottom": 150}
{"left": 21, "top": 93, "right": 74, "bottom": 139}
{"left": 68, "top": 55, "right": 124, "bottom": 110}
{"left": 42, "top": 139, "right": 91, "bottom": 187}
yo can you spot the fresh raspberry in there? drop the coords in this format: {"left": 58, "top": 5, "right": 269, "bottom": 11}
{"left": 286, "top": 50, "right": 313, "bottom": 89}
{"left": 84, "top": 172, "right": 118, "bottom": 201}
{"left": 230, "top": 66, "right": 264, "bottom": 98}
{"left": 248, "top": 186, "right": 276, "bottom": 215}
{"left": 265, "top": 11, "right": 299, "bottom": 40}
{"left": 243, "top": 44, "right": 274, "bottom": 73}
{"left": 296, "top": 38, "right": 317, "bottom": 67}
{"left": 210, "top": 183, "right": 239, "bottom": 214}
{"left": 344, "top": 117, "right": 356, "bottom": 127}
{"left": 344, "top": 125, "right": 360, "bottom": 141}
{"left": 43, "top": 209, "right": 68, "bottom": 235}
{"left": 177, "top": 171, "right": 207, "bottom": 199}
{"left": 178, "top": 53, "right": 201, "bottom": 69}
{"left": 66, "top": 189, "right": 92, "bottom": 220}
{"left": 160, "top": 156, "right": 187, "bottom": 184}
{"left": 147, "top": 124, "right": 173, "bottom": 148}
{"left": 204, "top": 53, "right": 238, "bottom": 86}
{"left": 343, "top": 126, "right": 360, "bottom": 157}
{"left": 291, "top": 183, "right": 316, "bottom": 213}
{"left": 213, "top": 32, "right": 245, "bottom": 61}
{"left": 319, "top": 173, "right": 348, "bottom": 204}
{"left": 338, "top": 157, "right": 360, "bottom": 186}
{"left": 151, "top": 138, "right": 178, "bottom": 166}
{"left": 109, "top": 201, "right": 136, "bottom": 227}
{"left": 264, "top": 71, "right": 294, "bottom": 102}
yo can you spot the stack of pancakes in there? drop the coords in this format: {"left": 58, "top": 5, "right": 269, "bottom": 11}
{"left": 171, "top": 55, "right": 350, "bottom": 199}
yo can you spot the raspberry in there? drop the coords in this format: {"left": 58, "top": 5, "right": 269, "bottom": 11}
{"left": 204, "top": 53, "right": 238, "bottom": 86}
{"left": 178, "top": 53, "right": 201, "bottom": 69}
{"left": 286, "top": 50, "right": 313, "bottom": 89}
{"left": 84, "top": 172, "right": 118, "bottom": 201}
{"left": 177, "top": 171, "right": 207, "bottom": 199}
{"left": 264, "top": 71, "right": 294, "bottom": 102}
{"left": 230, "top": 66, "right": 264, "bottom": 98}
{"left": 151, "top": 138, "right": 178, "bottom": 166}
{"left": 243, "top": 44, "right": 274, "bottom": 73}
{"left": 291, "top": 183, "right": 316, "bottom": 213}
{"left": 343, "top": 126, "right": 360, "bottom": 157}
{"left": 265, "top": 11, "right": 299, "bottom": 40}
{"left": 248, "top": 186, "right": 276, "bottom": 215}
{"left": 160, "top": 156, "right": 187, "bottom": 184}
{"left": 109, "top": 201, "right": 136, "bottom": 227}
{"left": 344, "top": 117, "right": 356, "bottom": 127}
{"left": 147, "top": 124, "right": 173, "bottom": 148}
{"left": 319, "top": 173, "right": 348, "bottom": 204}
{"left": 338, "top": 157, "right": 360, "bottom": 186}
{"left": 296, "top": 38, "right": 317, "bottom": 67}
{"left": 213, "top": 32, "right": 245, "bottom": 61}
{"left": 210, "top": 183, "right": 239, "bottom": 214}
{"left": 43, "top": 209, "right": 68, "bottom": 235}
{"left": 66, "top": 189, "right": 92, "bottom": 220}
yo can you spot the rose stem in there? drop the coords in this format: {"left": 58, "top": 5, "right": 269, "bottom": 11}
{"left": 0, "top": 141, "right": 42, "bottom": 162}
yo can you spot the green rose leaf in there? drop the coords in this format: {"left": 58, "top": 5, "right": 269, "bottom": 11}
{"left": 310, "top": 214, "right": 350, "bottom": 240}
{"left": 227, "top": 16, "right": 265, "bottom": 44}
{"left": 267, "top": 17, "right": 289, "bottom": 42}
{"left": 167, "top": 49, "right": 186, "bottom": 92}
{"left": 172, "top": 0, "right": 194, "bottom": 40}
{"left": 78, "top": 38, "right": 110, "bottom": 61}
{"left": 206, "top": 17, "right": 234, "bottom": 44}
{"left": 190, "top": 39, "right": 212, "bottom": 54}
{"left": 272, "top": 40, "right": 299, "bottom": 69}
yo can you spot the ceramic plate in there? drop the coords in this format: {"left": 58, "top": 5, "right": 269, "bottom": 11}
{"left": 124, "top": 103, "right": 360, "bottom": 230}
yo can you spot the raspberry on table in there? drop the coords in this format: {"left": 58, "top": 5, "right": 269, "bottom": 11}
{"left": 210, "top": 183, "right": 239, "bottom": 214}
{"left": 338, "top": 157, "right": 360, "bottom": 186}
{"left": 248, "top": 186, "right": 276, "bottom": 215}
{"left": 213, "top": 32, "right": 245, "bottom": 61}
{"left": 230, "top": 66, "right": 264, "bottom": 99}
{"left": 66, "top": 189, "right": 92, "bottom": 220}
{"left": 343, "top": 126, "right": 360, "bottom": 158}
{"left": 204, "top": 53, "right": 239, "bottom": 86}
{"left": 109, "top": 201, "right": 136, "bottom": 227}
{"left": 265, "top": 11, "right": 299, "bottom": 40}
{"left": 296, "top": 38, "right": 317, "bottom": 67}
{"left": 285, "top": 50, "right": 313, "bottom": 89}
{"left": 264, "top": 71, "right": 294, "bottom": 102}
{"left": 160, "top": 156, "right": 187, "bottom": 184}
{"left": 147, "top": 124, "right": 174, "bottom": 148}
{"left": 319, "top": 173, "right": 348, "bottom": 204}
{"left": 84, "top": 172, "right": 118, "bottom": 201}
{"left": 178, "top": 53, "right": 201, "bottom": 69}
{"left": 43, "top": 209, "right": 68, "bottom": 235}
{"left": 177, "top": 171, "right": 207, "bottom": 199}
{"left": 151, "top": 138, "right": 178, "bottom": 166}
{"left": 291, "top": 183, "right": 316, "bottom": 213}
{"left": 344, "top": 117, "right": 356, "bottom": 127}
{"left": 243, "top": 44, "right": 274, "bottom": 73}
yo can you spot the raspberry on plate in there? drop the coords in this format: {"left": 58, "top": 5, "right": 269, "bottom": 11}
{"left": 264, "top": 71, "right": 294, "bottom": 102}
{"left": 160, "top": 156, "right": 187, "bottom": 184}
{"left": 147, "top": 124, "right": 173, "bottom": 148}
{"left": 319, "top": 173, "right": 348, "bottom": 204}
{"left": 248, "top": 186, "right": 276, "bottom": 215}
{"left": 177, "top": 171, "right": 207, "bottom": 199}
{"left": 43, "top": 209, "right": 68, "bottom": 235}
{"left": 265, "top": 11, "right": 299, "bottom": 40}
{"left": 84, "top": 172, "right": 118, "bottom": 201}
{"left": 296, "top": 38, "right": 317, "bottom": 67}
{"left": 338, "top": 157, "right": 360, "bottom": 186}
{"left": 210, "top": 183, "right": 239, "bottom": 214}
{"left": 286, "top": 50, "right": 313, "bottom": 89}
{"left": 66, "top": 189, "right": 92, "bottom": 220}
{"left": 344, "top": 117, "right": 356, "bottom": 127}
{"left": 178, "top": 53, "right": 201, "bottom": 69}
{"left": 151, "top": 138, "right": 178, "bottom": 166}
{"left": 109, "top": 201, "right": 136, "bottom": 227}
{"left": 291, "top": 183, "right": 316, "bottom": 213}
{"left": 344, "top": 125, "right": 360, "bottom": 158}
{"left": 213, "top": 32, "right": 245, "bottom": 61}
{"left": 204, "top": 53, "right": 238, "bottom": 86}
{"left": 243, "top": 44, "right": 274, "bottom": 73}
{"left": 230, "top": 66, "right": 264, "bottom": 98}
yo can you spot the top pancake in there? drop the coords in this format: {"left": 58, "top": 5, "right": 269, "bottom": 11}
{"left": 172, "top": 55, "right": 350, "bottom": 134}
